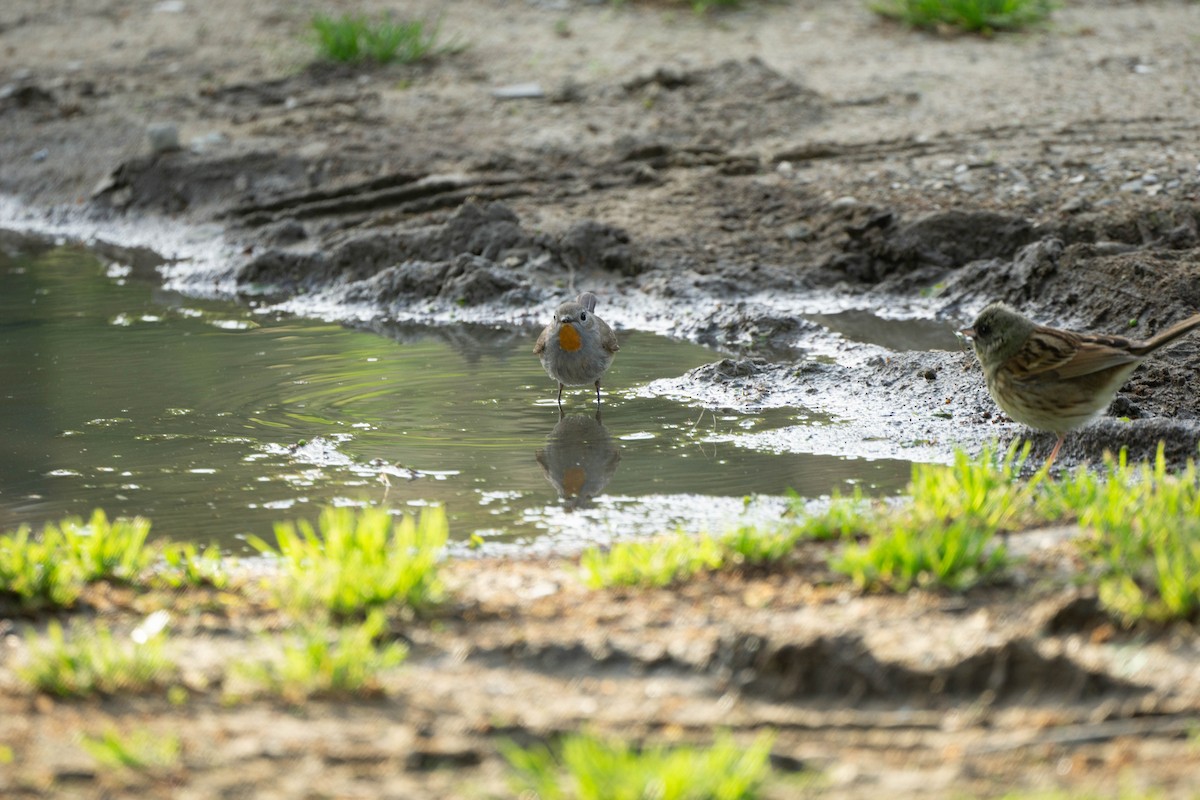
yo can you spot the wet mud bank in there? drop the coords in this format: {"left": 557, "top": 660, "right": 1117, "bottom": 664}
{"left": 4, "top": 0, "right": 1200, "bottom": 795}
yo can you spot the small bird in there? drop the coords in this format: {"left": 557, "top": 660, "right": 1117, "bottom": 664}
{"left": 534, "top": 292, "right": 620, "bottom": 409}
{"left": 961, "top": 302, "right": 1200, "bottom": 464}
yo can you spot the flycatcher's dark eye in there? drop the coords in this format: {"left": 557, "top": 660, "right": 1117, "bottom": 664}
{"left": 977, "top": 322, "right": 990, "bottom": 337}
{"left": 580, "top": 311, "right": 587, "bottom": 321}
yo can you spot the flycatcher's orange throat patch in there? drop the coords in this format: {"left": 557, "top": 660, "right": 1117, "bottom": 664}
{"left": 558, "top": 325, "right": 582, "bottom": 352}
{"left": 562, "top": 466, "right": 586, "bottom": 497}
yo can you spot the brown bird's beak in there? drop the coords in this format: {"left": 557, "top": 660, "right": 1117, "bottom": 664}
{"left": 959, "top": 326, "right": 975, "bottom": 339}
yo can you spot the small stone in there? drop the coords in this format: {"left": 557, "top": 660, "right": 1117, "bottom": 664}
{"left": 262, "top": 219, "right": 307, "bottom": 246}
{"left": 1092, "top": 241, "right": 1136, "bottom": 256}
{"left": 784, "top": 222, "right": 812, "bottom": 241}
{"left": 630, "top": 163, "right": 659, "bottom": 185}
{"left": 1059, "top": 196, "right": 1088, "bottom": 214}
{"left": 1, "top": 82, "right": 54, "bottom": 106}
{"left": 32, "top": 148, "right": 48, "bottom": 162}
{"left": 490, "top": 82, "right": 545, "bottom": 100}
{"left": 189, "top": 131, "right": 229, "bottom": 153}
{"left": 623, "top": 65, "right": 689, "bottom": 92}
{"left": 147, "top": 122, "right": 181, "bottom": 153}
{"left": 550, "top": 77, "right": 584, "bottom": 103}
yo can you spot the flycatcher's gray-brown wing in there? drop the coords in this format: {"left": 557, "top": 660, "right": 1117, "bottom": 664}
{"left": 533, "top": 324, "right": 550, "bottom": 355}
{"left": 598, "top": 319, "right": 619, "bottom": 354}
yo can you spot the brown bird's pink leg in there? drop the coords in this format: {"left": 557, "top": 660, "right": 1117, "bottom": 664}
{"left": 1044, "top": 433, "right": 1066, "bottom": 467}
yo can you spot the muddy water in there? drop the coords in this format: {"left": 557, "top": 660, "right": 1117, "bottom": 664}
{"left": 804, "top": 309, "right": 962, "bottom": 352}
{"left": 0, "top": 241, "right": 917, "bottom": 551}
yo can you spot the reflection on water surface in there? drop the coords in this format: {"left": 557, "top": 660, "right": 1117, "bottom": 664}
{"left": 0, "top": 237, "right": 917, "bottom": 551}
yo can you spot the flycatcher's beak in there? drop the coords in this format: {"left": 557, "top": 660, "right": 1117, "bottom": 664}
{"left": 959, "top": 326, "right": 975, "bottom": 339}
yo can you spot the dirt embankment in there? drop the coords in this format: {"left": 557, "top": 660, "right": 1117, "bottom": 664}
{"left": 3, "top": 0, "right": 1200, "bottom": 797}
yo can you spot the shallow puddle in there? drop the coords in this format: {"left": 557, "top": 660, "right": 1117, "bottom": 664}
{"left": 803, "top": 309, "right": 962, "bottom": 352}
{"left": 1, "top": 238, "right": 918, "bottom": 551}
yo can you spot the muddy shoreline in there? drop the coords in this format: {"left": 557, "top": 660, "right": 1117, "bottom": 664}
{"left": 4, "top": 0, "right": 1200, "bottom": 796}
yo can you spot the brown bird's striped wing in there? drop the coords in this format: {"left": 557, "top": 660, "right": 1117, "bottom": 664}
{"left": 1008, "top": 326, "right": 1140, "bottom": 382}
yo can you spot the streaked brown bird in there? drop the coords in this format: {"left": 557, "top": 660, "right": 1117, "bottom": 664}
{"left": 961, "top": 302, "right": 1200, "bottom": 464}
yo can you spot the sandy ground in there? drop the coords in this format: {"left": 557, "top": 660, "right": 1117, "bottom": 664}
{"left": 3, "top": 0, "right": 1200, "bottom": 796}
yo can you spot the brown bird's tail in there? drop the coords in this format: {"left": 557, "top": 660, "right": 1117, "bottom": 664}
{"left": 1134, "top": 313, "right": 1200, "bottom": 356}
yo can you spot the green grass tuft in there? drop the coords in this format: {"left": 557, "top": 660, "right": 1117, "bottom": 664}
{"left": 82, "top": 727, "right": 181, "bottom": 771}
{"left": 311, "top": 13, "right": 456, "bottom": 65}
{"left": 249, "top": 506, "right": 447, "bottom": 618}
{"left": 55, "top": 509, "right": 154, "bottom": 583}
{"left": 237, "top": 610, "right": 406, "bottom": 702}
{"left": 722, "top": 487, "right": 874, "bottom": 567}
{"left": 834, "top": 513, "right": 1010, "bottom": 592}
{"left": 871, "top": 0, "right": 1056, "bottom": 34}
{"left": 18, "top": 613, "right": 175, "bottom": 697}
{"left": 578, "top": 441, "right": 1200, "bottom": 610}
{"left": 0, "top": 524, "right": 83, "bottom": 609}
{"left": 580, "top": 531, "right": 724, "bottom": 588}
{"left": 1074, "top": 447, "right": 1200, "bottom": 624}
{"left": 831, "top": 443, "right": 1039, "bottom": 591}
{"left": 686, "top": 0, "right": 743, "bottom": 12}
{"left": 788, "top": 487, "right": 873, "bottom": 542}
{"left": 580, "top": 488, "right": 873, "bottom": 588}
{"left": 158, "top": 542, "right": 229, "bottom": 589}
{"left": 1, "top": 510, "right": 156, "bottom": 609}
{"left": 503, "top": 730, "right": 776, "bottom": 800}
{"left": 721, "top": 523, "right": 801, "bottom": 566}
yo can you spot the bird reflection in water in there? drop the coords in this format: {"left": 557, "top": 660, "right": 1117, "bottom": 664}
{"left": 535, "top": 412, "right": 621, "bottom": 510}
